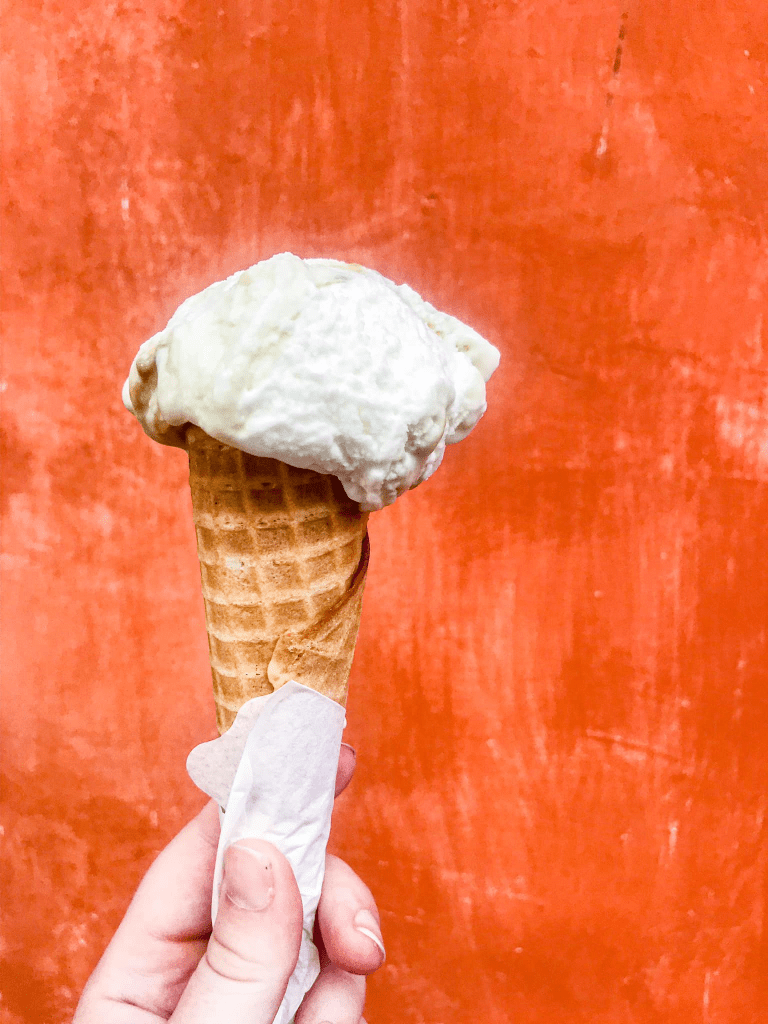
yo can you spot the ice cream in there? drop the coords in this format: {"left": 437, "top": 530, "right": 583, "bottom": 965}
{"left": 123, "top": 253, "right": 499, "bottom": 511}
{"left": 124, "top": 253, "right": 498, "bottom": 731}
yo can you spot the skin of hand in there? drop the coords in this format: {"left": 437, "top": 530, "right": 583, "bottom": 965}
{"left": 73, "top": 743, "right": 383, "bottom": 1024}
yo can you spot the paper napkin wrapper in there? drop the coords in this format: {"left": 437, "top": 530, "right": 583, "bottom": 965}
{"left": 187, "top": 680, "right": 346, "bottom": 1024}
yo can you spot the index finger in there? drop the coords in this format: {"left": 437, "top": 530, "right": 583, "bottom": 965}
{"left": 74, "top": 799, "right": 220, "bottom": 1021}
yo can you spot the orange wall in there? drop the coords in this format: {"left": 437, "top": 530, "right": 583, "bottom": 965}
{"left": 2, "top": 2, "right": 767, "bottom": 1021}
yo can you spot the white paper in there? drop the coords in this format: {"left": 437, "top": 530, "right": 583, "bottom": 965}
{"left": 186, "top": 681, "right": 346, "bottom": 1024}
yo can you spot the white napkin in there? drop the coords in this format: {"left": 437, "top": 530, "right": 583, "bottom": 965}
{"left": 187, "top": 680, "right": 346, "bottom": 1024}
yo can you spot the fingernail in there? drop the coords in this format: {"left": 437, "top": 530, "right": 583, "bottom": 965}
{"left": 354, "top": 908, "right": 386, "bottom": 960}
{"left": 223, "top": 844, "right": 274, "bottom": 911}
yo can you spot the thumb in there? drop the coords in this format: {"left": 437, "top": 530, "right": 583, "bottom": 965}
{"left": 171, "top": 839, "right": 303, "bottom": 1024}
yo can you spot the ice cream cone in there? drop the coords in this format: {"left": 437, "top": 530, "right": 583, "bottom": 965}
{"left": 186, "top": 426, "right": 369, "bottom": 734}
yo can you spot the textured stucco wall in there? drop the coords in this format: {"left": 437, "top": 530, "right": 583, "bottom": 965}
{"left": 2, "top": 2, "right": 767, "bottom": 1021}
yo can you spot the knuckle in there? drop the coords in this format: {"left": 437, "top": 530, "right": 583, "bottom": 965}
{"left": 205, "top": 932, "right": 294, "bottom": 989}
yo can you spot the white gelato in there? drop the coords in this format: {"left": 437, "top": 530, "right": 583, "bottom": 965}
{"left": 123, "top": 253, "right": 499, "bottom": 510}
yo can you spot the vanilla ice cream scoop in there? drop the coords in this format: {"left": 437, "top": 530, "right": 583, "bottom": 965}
{"left": 123, "top": 253, "right": 499, "bottom": 510}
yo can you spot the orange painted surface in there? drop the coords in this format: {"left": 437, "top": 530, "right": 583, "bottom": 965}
{"left": 2, "top": 2, "right": 767, "bottom": 1021}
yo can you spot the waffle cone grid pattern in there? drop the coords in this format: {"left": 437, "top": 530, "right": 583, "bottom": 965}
{"left": 186, "top": 427, "right": 366, "bottom": 731}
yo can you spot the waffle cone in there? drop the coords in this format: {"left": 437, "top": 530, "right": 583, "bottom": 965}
{"left": 186, "top": 426, "right": 369, "bottom": 734}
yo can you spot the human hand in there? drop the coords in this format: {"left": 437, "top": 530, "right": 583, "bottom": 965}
{"left": 74, "top": 744, "right": 384, "bottom": 1024}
